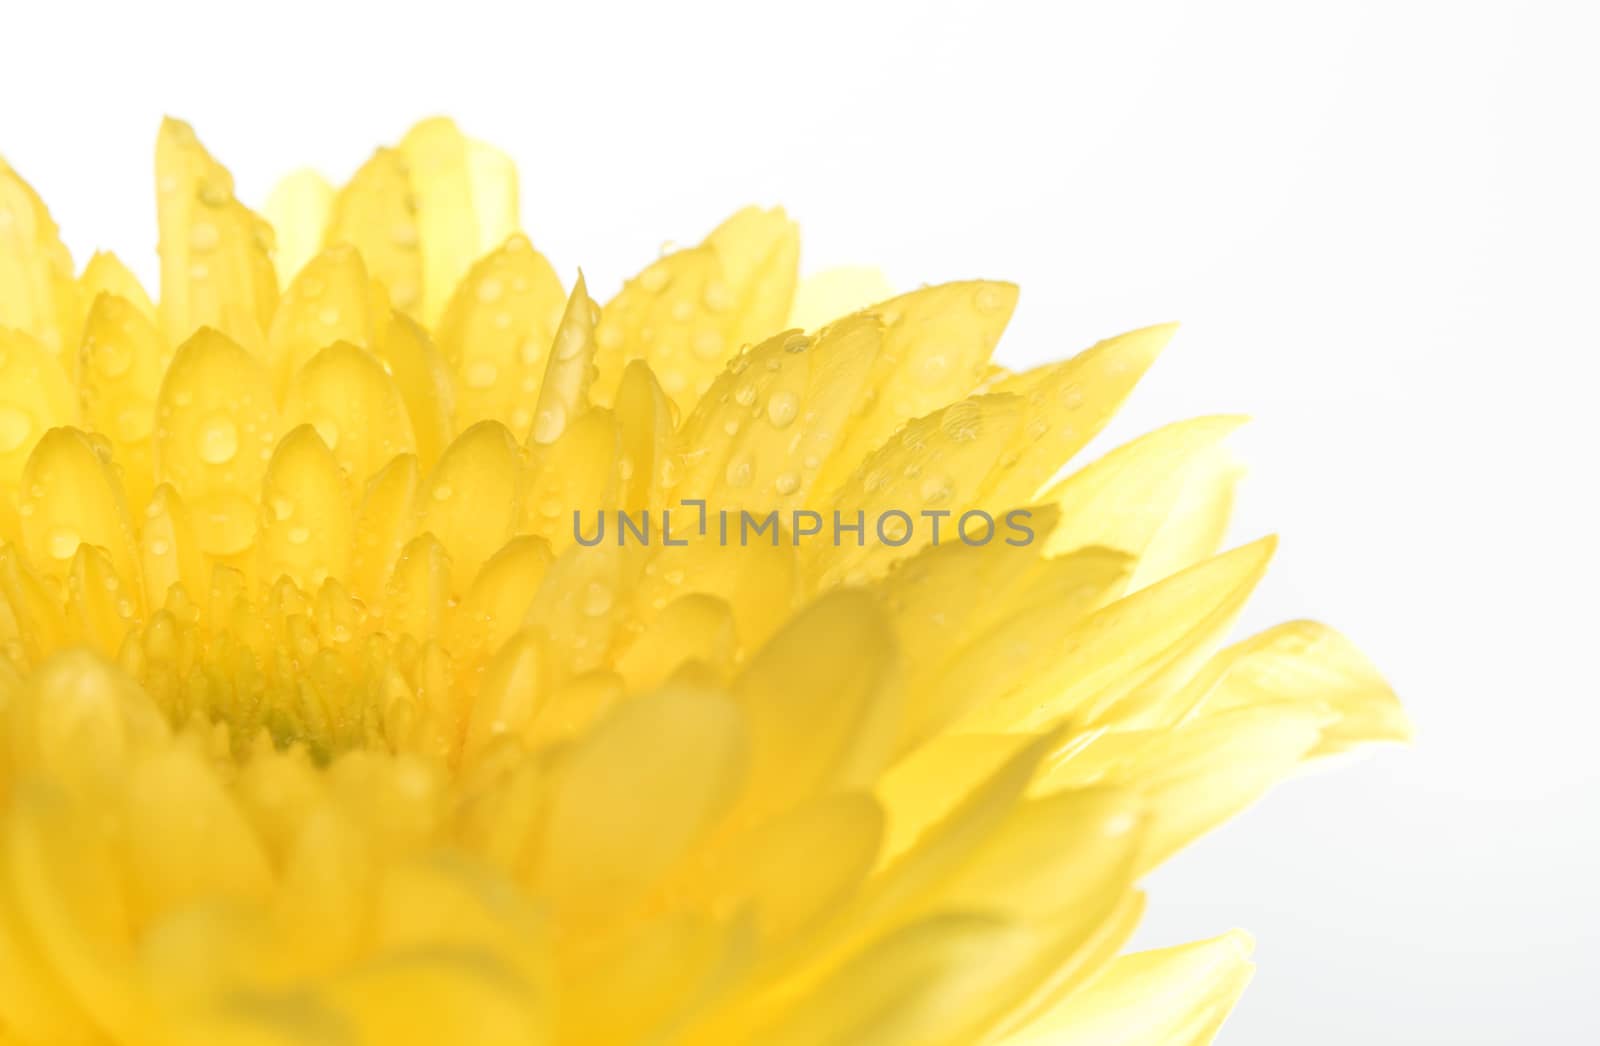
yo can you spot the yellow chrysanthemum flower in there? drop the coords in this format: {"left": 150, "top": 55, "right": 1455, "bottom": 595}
{"left": 0, "top": 117, "right": 1407, "bottom": 1046}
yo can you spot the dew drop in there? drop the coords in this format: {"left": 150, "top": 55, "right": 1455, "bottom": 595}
{"left": 766, "top": 391, "right": 800, "bottom": 428}
{"left": 702, "top": 280, "right": 734, "bottom": 312}
{"left": 47, "top": 527, "right": 79, "bottom": 560}
{"left": 581, "top": 582, "right": 613, "bottom": 617}
{"left": 197, "top": 416, "right": 239, "bottom": 464}
{"left": 432, "top": 483, "right": 454, "bottom": 502}
{"left": 476, "top": 276, "right": 505, "bottom": 304}
{"left": 725, "top": 458, "right": 752, "bottom": 488}
{"left": 920, "top": 474, "right": 953, "bottom": 504}
{"left": 465, "top": 360, "right": 499, "bottom": 388}
{"left": 287, "top": 526, "right": 310, "bottom": 545}
{"left": 533, "top": 404, "right": 567, "bottom": 444}
{"left": 318, "top": 306, "right": 342, "bottom": 326}
{"left": 774, "top": 471, "right": 800, "bottom": 495}
{"left": 670, "top": 300, "right": 694, "bottom": 323}
{"left": 734, "top": 383, "right": 757, "bottom": 407}
{"left": 189, "top": 222, "right": 220, "bottom": 252}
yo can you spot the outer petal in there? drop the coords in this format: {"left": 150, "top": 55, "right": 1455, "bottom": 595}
{"left": 155, "top": 119, "right": 278, "bottom": 351}
{"left": 0, "top": 158, "right": 81, "bottom": 360}
{"left": 1010, "top": 931, "right": 1255, "bottom": 1046}
{"left": 263, "top": 169, "right": 335, "bottom": 288}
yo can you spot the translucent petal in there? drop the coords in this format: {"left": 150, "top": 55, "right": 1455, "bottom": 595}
{"left": 263, "top": 169, "right": 335, "bottom": 288}
{"left": 79, "top": 251, "right": 156, "bottom": 323}
{"left": 955, "top": 537, "right": 1277, "bottom": 733}
{"left": 327, "top": 147, "right": 422, "bottom": 315}
{"left": 519, "top": 409, "right": 621, "bottom": 551}
{"left": 732, "top": 589, "right": 902, "bottom": 817}
{"left": 812, "top": 394, "right": 1025, "bottom": 587}
{"left": 974, "top": 323, "right": 1177, "bottom": 511}
{"left": 612, "top": 593, "right": 737, "bottom": 692}
{"left": 676, "top": 317, "right": 880, "bottom": 515}
{"left": 0, "top": 157, "right": 81, "bottom": 360}
{"left": 1041, "top": 415, "right": 1245, "bottom": 590}
{"left": 399, "top": 118, "right": 521, "bottom": 324}
{"left": 1189, "top": 620, "right": 1411, "bottom": 758}
{"left": 153, "top": 329, "right": 278, "bottom": 558}
{"left": 812, "top": 281, "right": 1018, "bottom": 500}
{"left": 538, "top": 684, "right": 747, "bottom": 923}
{"left": 701, "top": 205, "right": 801, "bottom": 351}
{"left": 435, "top": 234, "right": 565, "bottom": 437}
{"left": 155, "top": 118, "right": 278, "bottom": 350}
{"left": 787, "top": 266, "right": 894, "bottom": 332}
{"left": 1012, "top": 931, "right": 1254, "bottom": 1046}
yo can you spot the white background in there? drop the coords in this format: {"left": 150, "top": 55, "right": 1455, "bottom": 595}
{"left": 4, "top": 1, "right": 1597, "bottom": 1042}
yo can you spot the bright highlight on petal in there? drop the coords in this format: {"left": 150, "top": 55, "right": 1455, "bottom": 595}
{"left": 0, "top": 118, "right": 1405, "bottom": 1046}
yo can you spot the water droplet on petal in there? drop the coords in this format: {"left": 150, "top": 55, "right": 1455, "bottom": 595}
{"left": 476, "top": 277, "right": 505, "bottom": 304}
{"left": 198, "top": 416, "right": 239, "bottom": 464}
{"left": 47, "top": 527, "right": 79, "bottom": 560}
{"left": 465, "top": 360, "right": 499, "bottom": 388}
{"left": 766, "top": 391, "right": 800, "bottom": 428}
{"left": 189, "top": 222, "right": 220, "bottom": 252}
{"left": 775, "top": 471, "right": 800, "bottom": 495}
{"left": 582, "top": 582, "right": 613, "bottom": 617}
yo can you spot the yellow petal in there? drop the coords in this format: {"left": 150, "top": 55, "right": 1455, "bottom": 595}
{"left": 399, "top": 118, "right": 521, "bottom": 324}
{"left": 265, "top": 244, "right": 387, "bottom": 394}
{"left": 0, "top": 328, "right": 78, "bottom": 526}
{"left": 349, "top": 453, "right": 419, "bottom": 606}
{"left": 701, "top": 205, "right": 801, "bottom": 351}
{"left": 77, "top": 292, "right": 171, "bottom": 509}
{"left": 258, "top": 425, "right": 351, "bottom": 592}
{"left": 416, "top": 421, "right": 522, "bottom": 591}
{"left": 327, "top": 147, "right": 422, "bottom": 315}
{"left": 519, "top": 408, "right": 621, "bottom": 551}
{"left": 78, "top": 251, "right": 156, "bottom": 323}
{"left": 139, "top": 483, "right": 206, "bottom": 609}
{"left": 787, "top": 266, "right": 894, "bottom": 331}
{"left": 1189, "top": 619, "right": 1411, "bottom": 758}
{"left": 155, "top": 118, "right": 277, "bottom": 350}
{"left": 153, "top": 329, "right": 278, "bottom": 558}
{"left": 812, "top": 280, "right": 1018, "bottom": 499}
{"left": 732, "top": 589, "right": 901, "bottom": 817}
{"left": 955, "top": 537, "right": 1277, "bottom": 733}
{"left": 812, "top": 393, "right": 1025, "bottom": 587}
{"left": 1040, "top": 415, "right": 1245, "bottom": 591}
{"left": 263, "top": 169, "right": 335, "bottom": 288}
{"left": 18, "top": 427, "right": 141, "bottom": 591}
{"left": 538, "top": 684, "right": 747, "bottom": 923}
{"left": 325, "top": 948, "right": 548, "bottom": 1046}
{"left": 374, "top": 312, "right": 455, "bottom": 473}
{"left": 435, "top": 235, "right": 565, "bottom": 437}
{"left": 529, "top": 273, "right": 598, "bottom": 447}
{"left": 0, "top": 158, "right": 81, "bottom": 361}
{"left": 1012, "top": 931, "right": 1255, "bottom": 1046}
{"left": 284, "top": 341, "right": 416, "bottom": 484}
{"left": 675, "top": 316, "right": 880, "bottom": 515}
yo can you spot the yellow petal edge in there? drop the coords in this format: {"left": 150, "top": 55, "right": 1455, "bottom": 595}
{"left": 0, "top": 118, "right": 1407, "bottom": 1046}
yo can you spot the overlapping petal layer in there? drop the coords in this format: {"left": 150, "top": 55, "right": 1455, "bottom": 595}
{"left": 0, "top": 119, "right": 1406, "bottom": 1045}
